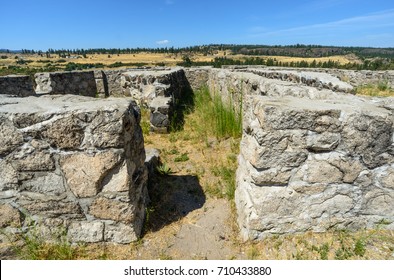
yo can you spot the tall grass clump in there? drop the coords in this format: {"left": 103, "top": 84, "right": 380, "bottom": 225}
{"left": 193, "top": 86, "right": 242, "bottom": 140}
{"left": 355, "top": 80, "right": 394, "bottom": 97}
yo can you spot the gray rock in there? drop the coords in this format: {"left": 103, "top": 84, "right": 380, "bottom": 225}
{"left": 0, "top": 204, "right": 21, "bottom": 228}
{"left": 0, "top": 120, "right": 23, "bottom": 156}
{"left": 22, "top": 172, "right": 66, "bottom": 195}
{"left": 0, "top": 160, "right": 18, "bottom": 191}
{"left": 68, "top": 221, "right": 104, "bottom": 243}
{"left": 104, "top": 223, "right": 138, "bottom": 243}
{"left": 89, "top": 196, "right": 135, "bottom": 224}
{"left": 0, "top": 93, "right": 148, "bottom": 244}
{"left": 306, "top": 132, "right": 340, "bottom": 152}
{"left": 43, "top": 116, "right": 85, "bottom": 149}
{"left": 60, "top": 151, "right": 122, "bottom": 198}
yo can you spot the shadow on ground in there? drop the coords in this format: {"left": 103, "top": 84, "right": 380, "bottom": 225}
{"left": 145, "top": 172, "right": 206, "bottom": 233}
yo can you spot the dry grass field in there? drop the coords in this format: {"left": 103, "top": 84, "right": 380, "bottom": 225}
{"left": 0, "top": 50, "right": 359, "bottom": 70}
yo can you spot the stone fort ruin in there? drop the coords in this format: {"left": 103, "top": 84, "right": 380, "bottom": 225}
{"left": 0, "top": 67, "right": 393, "bottom": 243}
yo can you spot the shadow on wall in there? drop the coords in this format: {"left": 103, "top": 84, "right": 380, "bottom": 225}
{"left": 145, "top": 170, "right": 206, "bottom": 233}
{"left": 169, "top": 77, "right": 195, "bottom": 132}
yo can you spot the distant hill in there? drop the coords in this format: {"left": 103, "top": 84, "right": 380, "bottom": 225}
{"left": 221, "top": 44, "right": 394, "bottom": 59}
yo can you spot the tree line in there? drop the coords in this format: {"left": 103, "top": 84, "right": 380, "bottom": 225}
{"left": 178, "top": 56, "right": 394, "bottom": 71}
{"left": 15, "top": 44, "right": 394, "bottom": 60}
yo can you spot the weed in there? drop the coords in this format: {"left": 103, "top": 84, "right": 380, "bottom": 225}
{"left": 169, "top": 133, "right": 178, "bottom": 143}
{"left": 377, "top": 80, "right": 389, "bottom": 91}
{"left": 355, "top": 80, "right": 394, "bottom": 97}
{"left": 246, "top": 245, "right": 260, "bottom": 260}
{"left": 318, "top": 243, "right": 330, "bottom": 260}
{"left": 157, "top": 163, "right": 172, "bottom": 175}
{"left": 192, "top": 86, "right": 242, "bottom": 141}
{"left": 212, "top": 165, "right": 236, "bottom": 200}
{"left": 354, "top": 238, "right": 366, "bottom": 257}
{"left": 334, "top": 230, "right": 354, "bottom": 260}
{"left": 159, "top": 251, "right": 173, "bottom": 260}
{"left": 140, "top": 107, "right": 151, "bottom": 136}
{"left": 13, "top": 225, "right": 79, "bottom": 260}
{"left": 174, "top": 153, "right": 189, "bottom": 162}
{"left": 168, "top": 148, "right": 179, "bottom": 155}
{"left": 205, "top": 183, "right": 224, "bottom": 199}
{"left": 274, "top": 239, "right": 283, "bottom": 251}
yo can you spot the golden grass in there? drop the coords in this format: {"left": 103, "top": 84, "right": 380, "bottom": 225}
{"left": 356, "top": 84, "right": 394, "bottom": 97}
{"left": 0, "top": 50, "right": 359, "bottom": 69}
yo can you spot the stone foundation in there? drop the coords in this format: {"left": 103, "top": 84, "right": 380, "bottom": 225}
{"left": 1, "top": 66, "right": 394, "bottom": 243}
{"left": 204, "top": 67, "right": 394, "bottom": 240}
{"left": 0, "top": 94, "right": 148, "bottom": 243}
{"left": 237, "top": 95, "right": 394, "bottom": 240}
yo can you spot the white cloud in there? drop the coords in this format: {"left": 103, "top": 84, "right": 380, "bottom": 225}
{"left": 250, "top": 9, "right": 394, "bottom": 38}
{"left": 156, "top": 39, "right": 170, "bottom": 45}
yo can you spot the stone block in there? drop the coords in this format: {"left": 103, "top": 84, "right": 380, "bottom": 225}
{"left": 68, "top": 221, "right": 104, "bottom": 243}
{"left": 0, "top": 120, "right": 23, "bottom": 156}
{"left": 60, "top": 151, "right": 122, "bottom": 198}
{"left": 0, "top": 204, "right": 21, "bottom": 228}
{"left": 104, "top": 223, "right": 138, "bottom": 243}
{"left": 89, "top": 196, "right": 134, "bottom": 224}
{"left": 0, "top": 75, "right": 35, "bottom": 97}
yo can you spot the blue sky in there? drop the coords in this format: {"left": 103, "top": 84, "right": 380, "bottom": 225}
{"left": 1, "top": 0, "right": 393, "bottom": 50}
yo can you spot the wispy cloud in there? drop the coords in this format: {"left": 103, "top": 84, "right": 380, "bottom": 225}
{"left": 165, "top": 0, "right": 174, "bottom": 5}
{"left": 156, "top": 39, "right": 170, "bottom": 45}
{"left": 250, "top": 9, "right": 394, "bottom": 38}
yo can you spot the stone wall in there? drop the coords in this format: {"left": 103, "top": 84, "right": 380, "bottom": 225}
{"left": 235, "top": 66, "right": 394, "bottom": 88}
{"left": 2, "top": 68, "right": 191, "bottom": 133}
{"left": 241, "top": 68, "right": 353, "bottom": 92}
{"left": 184, "top": 67, "right": 211, "bottom": 91}
{"left": 119, "top": 68, "right": 191, "bottom": 133}
{"left": 35, "top": 71, "right": 97, "bottom": 96}
{"left": 0, "top": 75, "right": 35, "bottom": 97}
{"left": 237, "top": 95, "right": 394, "bottom": 240}
{"left": 199, "top": 67, "right": 394, "bottom": 240}
{"left": 0, "top": 94, "right": 148, "bottom": 243}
